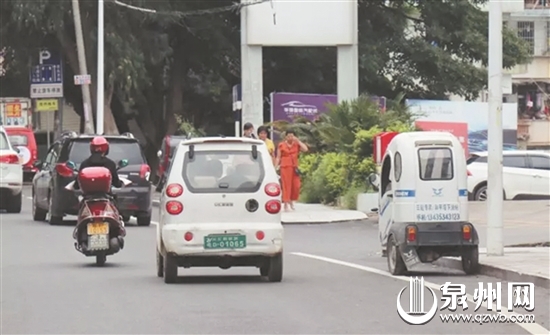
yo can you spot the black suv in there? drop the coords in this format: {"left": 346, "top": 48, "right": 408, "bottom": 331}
{"left": 31, "top": 132, "right": 153, "bottom": 226}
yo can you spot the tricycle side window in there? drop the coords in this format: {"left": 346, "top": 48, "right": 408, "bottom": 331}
{"left": 380, "top": 155, "right": 392, "bottom": 197}
{"left": 394, "top": 152, "right": 402, "bottom": 182}
{"left": 418, "top": 148, "right": 453, "bottom": 181}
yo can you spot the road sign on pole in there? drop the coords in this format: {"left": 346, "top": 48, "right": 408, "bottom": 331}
{"left": 30, "top": 49, "right": 64, "bottom": 98}
{"left": 74, "top": 74, "right": 91, "bottom": 85}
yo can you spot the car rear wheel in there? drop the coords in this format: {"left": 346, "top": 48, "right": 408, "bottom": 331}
{"left": 137, "top": 215, "right": 151, "bottom": 227}
{"left": 163, "top": 254, "right": 178, "bottom": 284}
{"left": 6, "top": 192, "right": 22, "bottom": 213}
{"left": 266, "top": 253, "right": 283, "bottom": 282}
{"left": 156, "top": 249, "right": 164, "bottom": 278}
{"left": 32, "top": 191, "right": 47, "bottom": 221}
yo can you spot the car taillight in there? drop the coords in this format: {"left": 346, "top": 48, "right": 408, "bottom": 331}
{"left": 265, "top": 200, "right": 281, "bottom": 214}
{"left": 55, "top": 163, "right": 74, "bottom": 177}
{"left": 0, "top": 153, "right": 20, "bottom": 164}
{"left": 462, "top": 224, "right": 471, "bottom": 240}
{"left": 184, "top": 232, "right": 193, "bottom": 241}
{"left": 467, "top": 169, "right": 472, "bottom": 176}
{"left": 166, "top": 183, "right": 183, "bottom": 197}
{"left": 264, "top": 183, "right": 281, "bottom": 197}
{"left": 256, "top": 231, "right": 265, "bottom": 241}
{"left": 166, "top": 201, "right": 183, "bottom": 215}
{"left": 140, "top": 164, "right": 151, "bottom": 180}
{"left": 407, "top": 226, "right": 417, "bottom": 242}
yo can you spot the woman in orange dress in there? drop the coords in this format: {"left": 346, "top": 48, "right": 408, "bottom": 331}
{"left": 275, "top": 130, "right": 308, "bottom": 211}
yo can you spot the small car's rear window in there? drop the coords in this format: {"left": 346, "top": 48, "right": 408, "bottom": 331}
{"left": 418, "top": 147, "right": 454, "bottom": 181}
{"left": 8, "top": 134, "right": 28, "bottom": 146}
{"left": 181, "top": 150, "right": 264, "bottom": 193}
{"left": 68, "top": 139, "right": 145, "bottom": 165}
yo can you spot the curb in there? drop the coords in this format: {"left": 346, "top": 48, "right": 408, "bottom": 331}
{"left": 437, "top": 257, "right": 550, "bottom": 288}
{"left": 152, "top": 200, "right": 368, "bottom": 225}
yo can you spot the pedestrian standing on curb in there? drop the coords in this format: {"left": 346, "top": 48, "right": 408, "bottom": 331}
{"left": 257, "top": 126, "right": 275, "bottom": 165}
{"left": 275, "top": 130, "right": 308, "bottom": 211}
{"left": 243, "top": 122, "right": 256, "bottom": 139}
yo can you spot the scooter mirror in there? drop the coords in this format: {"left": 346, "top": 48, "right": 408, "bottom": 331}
{"left": 118, "top": 159, "right": 129, "bottom": 169}
{"left": 157, "top": 150, "right": 162, "bottom": 158}
{"left": 66, "top": 161, "right": 77, "bottom": 171}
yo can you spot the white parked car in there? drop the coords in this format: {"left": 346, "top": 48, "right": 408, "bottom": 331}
{"left": 467, "top": 150, "right": 550, "bottom": 201}
{"left": 0, "top": 126, "right": 23, "bottom": 213}
{"left": 156, "top": 137, "right": 284, "bottom": 284}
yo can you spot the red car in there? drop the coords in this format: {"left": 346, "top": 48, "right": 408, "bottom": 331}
{"left": 5, "top": 127, "right": 38, "bottom": 180}
{"left": 156, "top": 135, "right": 188, "bottom": 191}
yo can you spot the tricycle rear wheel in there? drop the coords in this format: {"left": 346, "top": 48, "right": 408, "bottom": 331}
{"left": 387, "top": 235, "right": 407, "bottom": 275}
{"left": 461, "top": 246, "right": 479, "bottom": 274}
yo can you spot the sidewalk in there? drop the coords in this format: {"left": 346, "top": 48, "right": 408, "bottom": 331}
{"left": 437, "top": 247, "right": 550, "bottom": 288}
{"left": 152, "top": 198, "right": 368, "bottom": 224}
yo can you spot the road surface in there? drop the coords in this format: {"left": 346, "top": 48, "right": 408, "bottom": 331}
{"left": 2, "top": 187, "right": 549, "bottom": 334}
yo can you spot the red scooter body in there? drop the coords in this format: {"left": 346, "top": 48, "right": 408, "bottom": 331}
{"left": 72, "top": 167, "right": 126, "bottom": 266}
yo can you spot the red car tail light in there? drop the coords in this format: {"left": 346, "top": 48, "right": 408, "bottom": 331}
{"left": 256, "top": 231, "right": 265, "bottom": 241}
{"left": 407, "top": 226, "right": 417, "bottom": 242}
{"left": 139, "top": 164, "right": 151, "bottom": 180}
{"left": 166, "top": 201, "right": 183, "bottom": 215}
{"left": 0, "top": 153, "right": 20, "bottom": 164}
{"left": 166, "top": 183, "right": 184, "bottom": 197}
{"left": 462, "top": 224, "right": 472, "bottom": 240}
{"left": 184, "top": 232, "right": 193, "bottom": 241}
{"left": 264, "top": 183, "right": 281, "bottom": 197}
{"left": 265, "top": 200, "right": 281, "bottom": 214}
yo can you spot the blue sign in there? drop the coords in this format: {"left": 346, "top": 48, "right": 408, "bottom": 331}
{"left": 29, "top": 49, "right": 63, "bottom": 98}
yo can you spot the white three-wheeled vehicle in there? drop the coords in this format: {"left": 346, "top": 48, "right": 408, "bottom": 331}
{"left": 368, "top": 131, "right": 480, "bottom": 275}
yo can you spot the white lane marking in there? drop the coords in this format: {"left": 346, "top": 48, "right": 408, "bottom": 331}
{"left": 291, "top": 252, "right": 549, "bottom": 335}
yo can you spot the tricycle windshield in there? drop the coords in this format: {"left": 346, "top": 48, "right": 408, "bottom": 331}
{"left": 418, "top": 147, "right": 453, "bottom": 181}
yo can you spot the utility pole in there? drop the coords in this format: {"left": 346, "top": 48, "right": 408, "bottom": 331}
{"left": 486, "top": 0, "right": 504, "bottom": 256}
{"left": 96, "top": 0, "right": 105, "bottom": 135}
{"left": 71, "top": 0, "right": 95, "bottom": 134}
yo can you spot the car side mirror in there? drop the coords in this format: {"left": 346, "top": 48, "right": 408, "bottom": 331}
{"left": 157, "top": 150, "right": 162, "bottom": 158}
{"left": 367, "top": 173, "right": 380, "bottom": 191}
{"left": 117, "top": 159, "right": 129, "bottom": 169}
{"left": 66, "top": 160, "right": 77, "bottom": 171}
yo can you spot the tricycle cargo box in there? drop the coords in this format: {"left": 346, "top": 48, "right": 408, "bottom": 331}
{"left": 78, "top": 167, "right": 112, "bottom": 194}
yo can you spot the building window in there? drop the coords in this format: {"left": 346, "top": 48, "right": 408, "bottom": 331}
{"left": 517, "top": 21, "right": 535, "bottom": 55}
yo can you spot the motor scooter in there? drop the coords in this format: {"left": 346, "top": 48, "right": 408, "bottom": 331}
{"left": 65, "top": 159, "right": 132, "bottom": 266}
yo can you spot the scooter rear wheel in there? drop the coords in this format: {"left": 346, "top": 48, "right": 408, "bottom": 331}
{"left": 96, "top": 254, "right": 107, "bottom": 266}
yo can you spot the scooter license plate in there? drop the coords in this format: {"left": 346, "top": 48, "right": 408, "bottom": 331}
{"left": 87, "top": 222, "right": 109, "bottom": 235}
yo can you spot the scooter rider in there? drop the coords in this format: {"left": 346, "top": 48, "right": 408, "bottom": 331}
{"left": 74, "top": 136, "right": 123, "bottom": 191}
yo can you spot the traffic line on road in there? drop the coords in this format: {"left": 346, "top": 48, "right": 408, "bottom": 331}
{"left": 291, "top": 252, "right": 548, "bottom": 335}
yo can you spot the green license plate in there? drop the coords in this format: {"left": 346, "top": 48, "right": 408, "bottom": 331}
{"left": 204, "top": 235, "right": 246, "bottom": 249}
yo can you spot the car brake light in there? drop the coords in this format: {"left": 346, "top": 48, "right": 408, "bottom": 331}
{"left": 166, "top": 201, "right": 183, "bottom": 215}
{"left": 184, "top": 232, "right": 193, "bottom": 241}
{"left": 140, "top": 164, "right": 151, "bottom": 180}
{"left": 265, "top": 200, "right": 281, "bottom": 214}
{"left": 462, "top": 225, "right": 471, "bottom": 240}
{"left": 166, "top": 183, "right": 184, "bottom": 197}
{"left": 0, "top": 153, "right": 20, "bottom": 164}
{"left": 264, "top": 183, "right": 281, "bottom": 197}
{"left": 56, "top": 163, "right": 74, "bottom": 177}
{"left": 407, "top": 226, "right": 417, "bottom": 242}
{"left": 256, "top": 231, "right": 265, "bottom": 241}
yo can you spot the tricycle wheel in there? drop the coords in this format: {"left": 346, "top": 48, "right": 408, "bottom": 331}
{"left": 387, "top": 235, "right": 407, "bottom": 275}
{"left": 461, "top": 246, "right": 479, "bottom": 274}
{"left": 96, "top": 254, "right": 107, "bottom": 266}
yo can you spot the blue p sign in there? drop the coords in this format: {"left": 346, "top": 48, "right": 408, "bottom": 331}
{"left": 39, "top": 50, "right": 51, "bottom": 65}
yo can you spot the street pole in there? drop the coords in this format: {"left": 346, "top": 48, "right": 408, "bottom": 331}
{"left": 71, "top": 0, "right": 95, "bottom": 134}
{"left": 487, "top": 0, "right": 504, "bottom": 256}
{"left": 96, "top": 0, "right": 105, "bottom": 135}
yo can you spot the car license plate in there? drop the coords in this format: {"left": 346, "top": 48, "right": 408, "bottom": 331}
{"left": 87, "top": 222, "right": 109, "bottom": 235}
{"left": 204, "top": 235, "right": 246, "bottom": 249}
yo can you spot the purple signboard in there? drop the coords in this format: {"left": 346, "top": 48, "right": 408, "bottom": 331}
{"left": 270, "top": 92, "right": 338, "bottom": 124}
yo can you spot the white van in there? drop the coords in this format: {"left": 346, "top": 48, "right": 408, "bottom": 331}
{"left": 156, "top": 137, "right": 284, "bottom": 283}
{"left": 368, "top": 131, "right": 479, "bottom": 276}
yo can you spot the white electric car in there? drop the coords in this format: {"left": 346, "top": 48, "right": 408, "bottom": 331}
{"left": 0, "top": 126, "right": 23, "bottom": 213}
{"left": 156, "top": 137, "right": 284, "bottom": 284}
